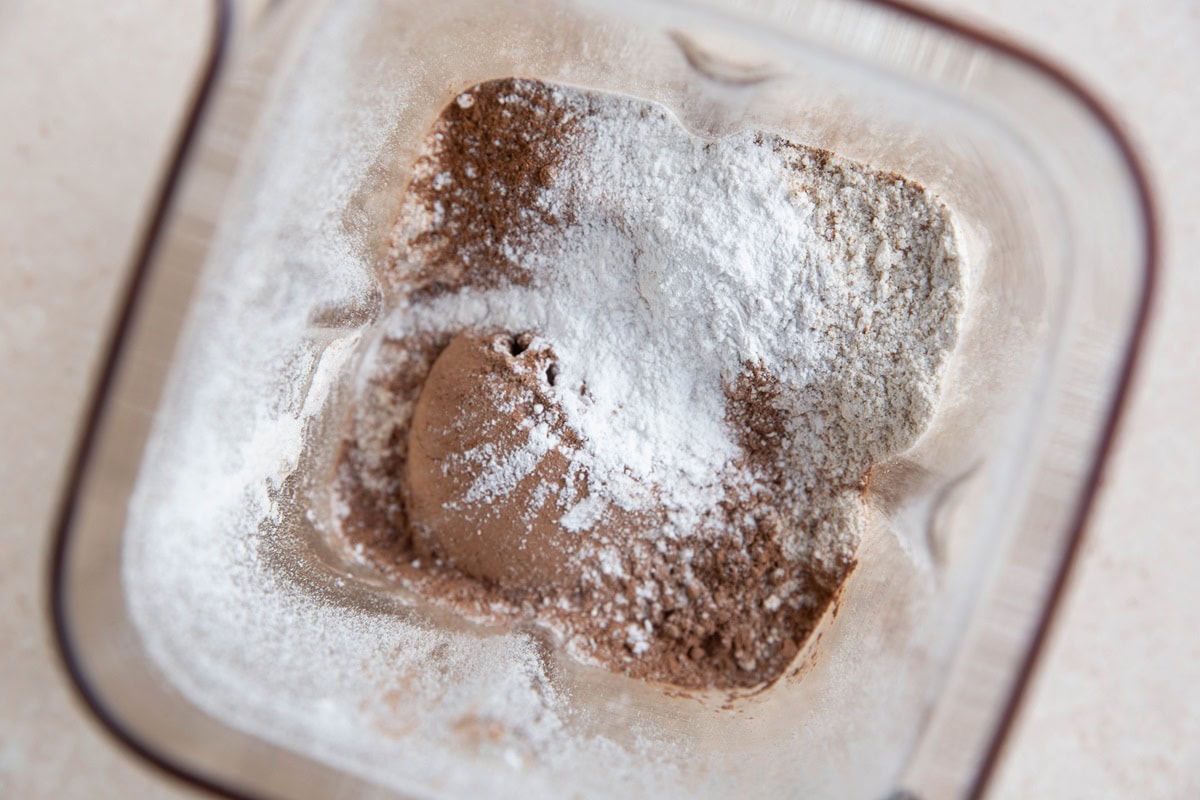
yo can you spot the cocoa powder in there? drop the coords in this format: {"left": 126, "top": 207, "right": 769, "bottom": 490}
{"left": 389, "top": 79, "right": 580, "bottom": 298}
{"left": 333, "top": 77, "right": 960, "bottom": 690}
{"left": 337, "top": 340, "right": 856, "bottom": 688}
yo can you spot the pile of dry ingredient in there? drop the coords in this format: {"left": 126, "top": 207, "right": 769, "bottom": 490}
{"left": 333, "top": 78, "right": 964, "bottom": 690}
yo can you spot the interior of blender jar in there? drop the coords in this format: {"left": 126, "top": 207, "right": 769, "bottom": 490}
{"left": 120, "top": 0, "right": 1070, "bottom": 797}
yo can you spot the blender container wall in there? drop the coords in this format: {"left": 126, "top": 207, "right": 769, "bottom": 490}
{"left": 52, "top": 1, "right": 1152, "bottom": 798}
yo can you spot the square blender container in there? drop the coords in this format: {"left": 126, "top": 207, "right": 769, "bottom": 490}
{"left": 50, "top": 0, "right": 1155, "bottom": 798}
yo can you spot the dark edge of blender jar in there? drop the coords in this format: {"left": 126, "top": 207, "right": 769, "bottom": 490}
{"left": 44, "top": 1, "right": 1157, "bottom": 800}
{"left": 859, "top": 4, "right": 1157, "bottom": 799}
{"left": 43, "top": 2, "right": 260, "bottom": 800}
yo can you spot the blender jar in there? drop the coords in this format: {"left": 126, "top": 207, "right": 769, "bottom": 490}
{"left": 51, "top": 0, "right": 1154, "bottom": 798}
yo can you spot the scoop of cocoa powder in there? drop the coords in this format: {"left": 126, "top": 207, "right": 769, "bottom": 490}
{"left": 406, "top": 332, "right": 650, "bottom": 594}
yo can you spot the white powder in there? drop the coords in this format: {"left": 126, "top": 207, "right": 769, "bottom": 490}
{"left": 458, "top": 421, "right": 558, "bottom": 506}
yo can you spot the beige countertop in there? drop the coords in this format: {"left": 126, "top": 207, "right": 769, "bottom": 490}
{"left": 1, "top": 1, "right": 1195, "bottom": 797}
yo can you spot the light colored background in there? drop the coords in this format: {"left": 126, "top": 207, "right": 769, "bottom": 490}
{"left": 0, "top": 0, "right": 1195, "bottom": 797}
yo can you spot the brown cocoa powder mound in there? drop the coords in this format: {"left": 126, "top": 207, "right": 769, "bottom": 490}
{"left": 566, "top": 505, "right": 835, "bottom": 689}
{"left": 334, "top": 348, "right": 858, "bottom": 689}
{"left": 390, "top": 78, "right": 580, "bottom": 297}
{"left": 332, "top": 79, "right": 864, "bottom": 690}
{"left": 404, "top": 331, "right": 596, "bottom": 593}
